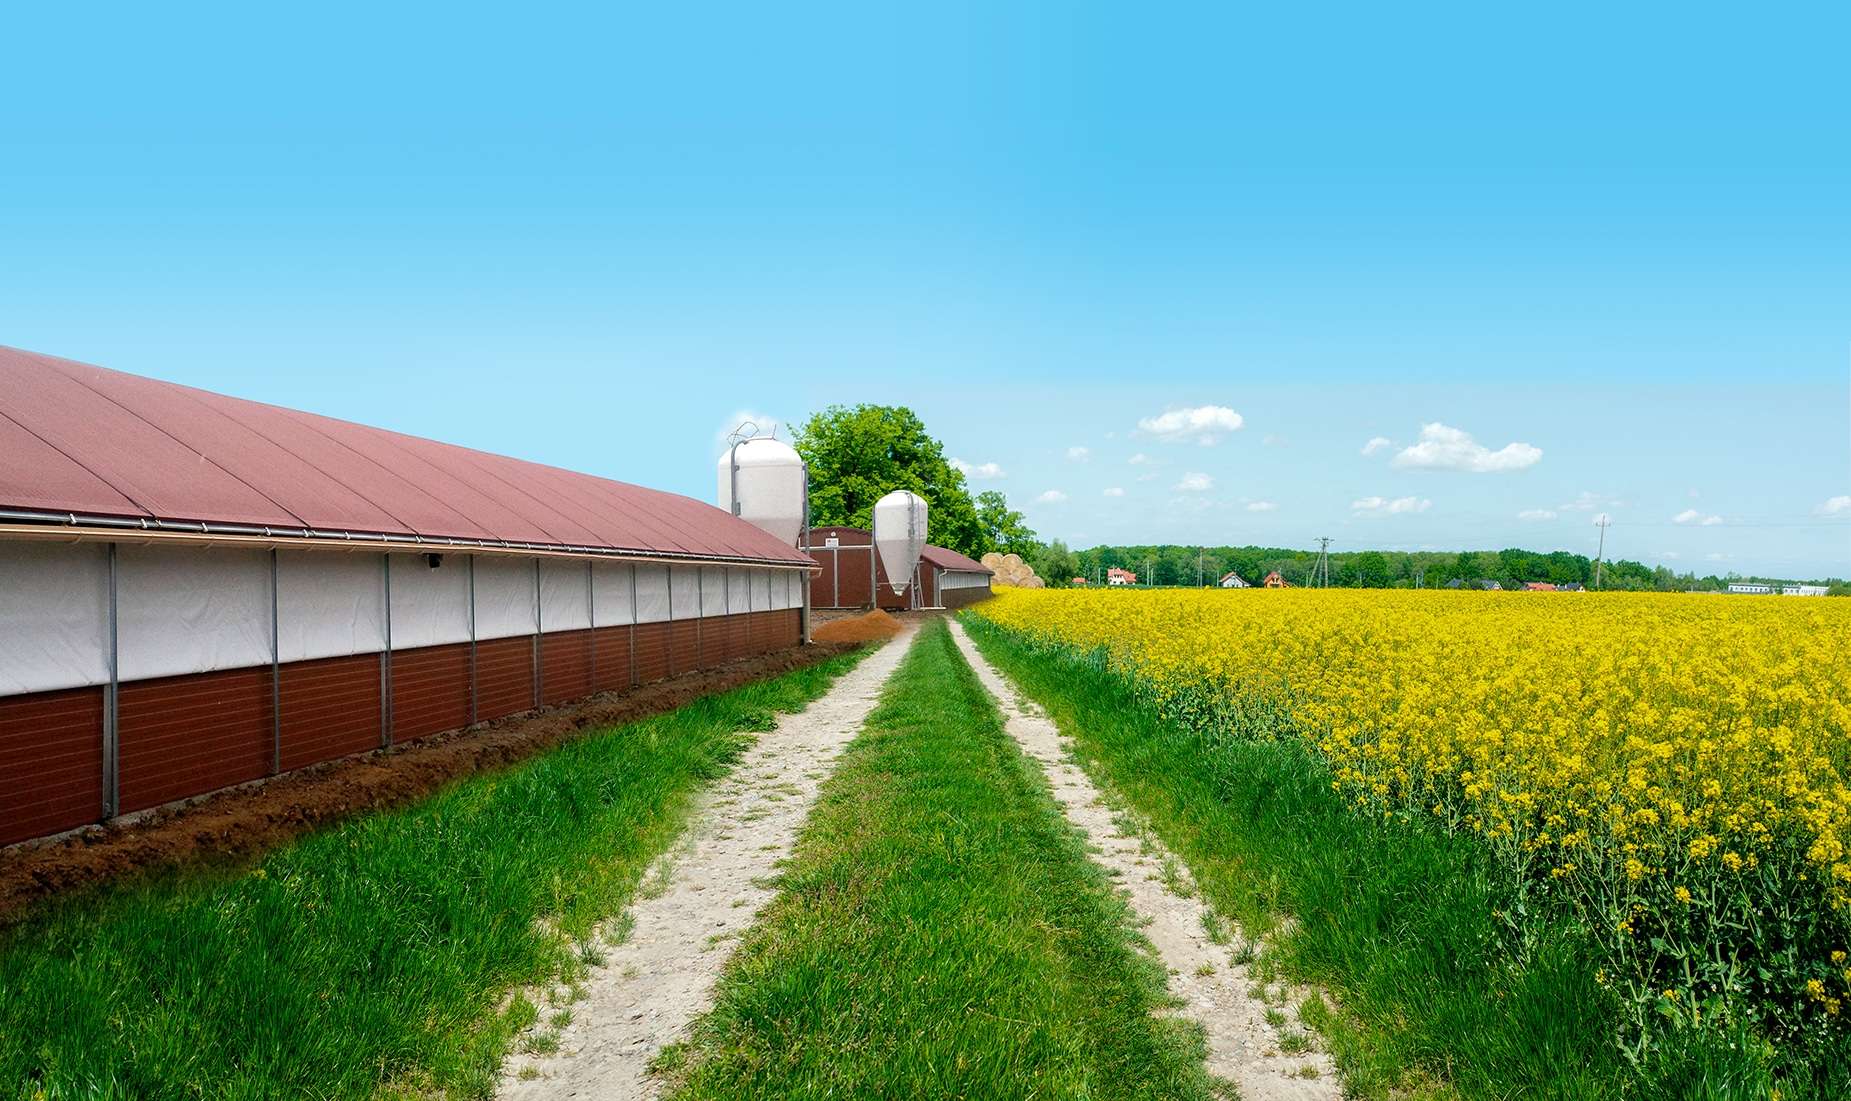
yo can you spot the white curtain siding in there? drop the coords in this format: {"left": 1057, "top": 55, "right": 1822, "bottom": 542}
{"left": 591, "top": 562, "right": 635, "bottom": 627}
{"left": 726, "top": 569, "right": 749, "bottom": 615}
{"left": 118, "top": 544, "right": 272, "bottom": 682}
{"left": 540, "top": 560, "right": 592, "bottom": 632}
{"left": 0, "top": 540, "right": 110, "bottom": 695}
{"left": 278, "top": 550, "right": 386, "bottom": 663}
{"left": 782, "top": 570, "right": 803, "bottom": 609}
{"left": 634, "top": 564, "right": 670, "bottom": 624}
{"left": 388, "top": 553, "right": 472, "bottom": 650}
{"left": 669, "top": 566, "right": 700, "bottom": 620}
{"left": 700, "top": 567, "right": 727, "bottom": 617}
{"left": 473, "top": 556, "right": 538, "bottom": 640}
{"left": 940, "top": 571, "right": 991, "bottom": 590}
{"left": 752, "top": 570, "right": 772, "bottom": 611}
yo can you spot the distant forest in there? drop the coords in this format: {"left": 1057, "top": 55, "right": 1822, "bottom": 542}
{"left": 1044, "top": 544, "right": 1848, "bottom": 594}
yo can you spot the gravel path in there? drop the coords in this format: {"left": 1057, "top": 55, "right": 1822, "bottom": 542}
{"left": 499, "top": 625, "right": 918, "bottom": 1100}
{"left": 948, "top": 620, "right": 1343, "bottom": 1100}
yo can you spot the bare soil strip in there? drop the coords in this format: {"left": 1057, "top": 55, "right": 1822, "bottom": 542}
{"left": 498, "top": 625, "right": 918, "bottom": 1099}
{"left": 0, "top": 642, "right": 862, "bottom": 924}
{"left": 948, "top": 620, "right": 1343, "bottom": 1100}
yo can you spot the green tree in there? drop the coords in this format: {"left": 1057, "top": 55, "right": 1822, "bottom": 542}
{"left": 794, "top": 405, "right": 985, "bottom": 557}
{"left": 975, "top": 490, "right": 1040, "bottom": 558}
{"left": 1352, "top": 550, "right": 1392, "bottom": 588}
{"left": 1035, "top": 540, "right": 1080, "bottom": 587}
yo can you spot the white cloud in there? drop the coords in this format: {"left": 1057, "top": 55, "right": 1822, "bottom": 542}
{"left": 1563, "top": 491, "right": 1621, "bottom": 512}
{"left": 1517, "top": 508, "right": 1557, "bottom": 521}
{"left": 1137, "top": 405, "right": 1244, "bottom": 445}
{"left": 1659, "top": 550, "right": 1683, "bottom": 560}
{"left": 1817, "top": 495, "right": 1851, "bottom": 516}
{"left": 1392, "top": 422, "right": 1541, "bottom": 473}
{"left": 1136, "top": 472, "right": 1160, "bottom": 482}
{"left": 1066, "top": 446, "right": 1091, "bottom": 462}
{"left": 1706, "top": 552, "right": 1733, "bottom": 562}
{"left": 1262, "top": 434, "right": 1287, "bottom": 447}
{"left": 1103, "top": 486, "right": 1125, "bottom": 497}
{"left": 1352, "top": 495, "right": 1431, "bottom": 515}
{"left": 1246, "top": 500, "right": 1277, "bottom": 512}
{"left": 950, "top": 457, "right": 1005, "bottom": 480}
{"left": 1361, "top": 436, "right": 1394, "bottom": 457}
{"left": 717, "top": 411, "right": 786, "bottom": 447}
{"left": 1673, "top": 508, "right": 1723, "bottom": 526}
{"left": 1035, "top": 489, "right": 1069, "bottom": 504}
{"left": 1128, "top": 452, "right": 1155, "bottom": 465}
{"left": 1174, "top": 472, "right": 1214, "bottom": 493}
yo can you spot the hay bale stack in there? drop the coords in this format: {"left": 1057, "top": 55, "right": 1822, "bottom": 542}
{"left": 981, "top": 550, "right": 1042, "bottom": 588}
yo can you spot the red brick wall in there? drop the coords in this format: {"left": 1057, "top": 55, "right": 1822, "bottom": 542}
{"left": 118, "top": 667, "right": 272, "bottom": 814}
{"left": 0, "top": 686, "right": 103, "bottom": 845}
{"left": 475, "top": 636, "right": 536, "bottom": 721}
{"left": 668, "top": 620, "right": 700, "bottom": 676}
{"left": 592, "top": 626, "right": 634, "bottom": 692}
{"left": 540, "top": 629, "right": 594, "bottom": 706}
{"left": 392, "top": 643, "right": 471, "bottom": 742}
{"left": 2, "top": 610, "right": 805, "bottom": 847}
{"left": 280, "top": 653, "right": 382, "bottom": 770}
{"left": 633, "top": 621, "right": 671, "bottom": 684}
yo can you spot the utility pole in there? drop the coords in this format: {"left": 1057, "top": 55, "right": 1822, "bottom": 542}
{"left": 1594, "top": 515, "right": 1611, "bottom": 590}
{"left": 1313, "top": 537, "right": 1333, "bottom": 588}
{"left": 1197, "top": 547, "right": 1204, "bottom": 588}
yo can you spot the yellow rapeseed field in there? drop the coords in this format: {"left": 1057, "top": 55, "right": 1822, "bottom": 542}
{"left": 974, "top": 586, "right": 1851, "bottom": 1030}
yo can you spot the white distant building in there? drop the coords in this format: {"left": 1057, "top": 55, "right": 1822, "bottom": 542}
{"left": 1783, "top": 584, "right": 1828, "bottom": 597}
{"left": 1107, "top": 567, "right": 1138, "bottom": 586}
{"left": 1728, "top": 582, "right": 1775, "bottom": 594}
{"left": 1219, "top": 571, "right": 1249, "bottom": 588}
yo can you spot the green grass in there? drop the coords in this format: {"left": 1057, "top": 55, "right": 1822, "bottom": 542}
{"left": 662, "top": 619, "right": 1217, "bottom": 1101}
{"left": 963, "top": 613, "right": 1640, "bottom": 1101}
{"left": 0, "top": 647, "right": 871, "bottom": 1101}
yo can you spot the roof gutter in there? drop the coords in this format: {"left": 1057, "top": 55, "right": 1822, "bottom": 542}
{"left": 0, "top": 508, "right": 818, "bottom": 571}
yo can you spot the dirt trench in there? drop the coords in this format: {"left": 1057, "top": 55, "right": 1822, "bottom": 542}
{"left": 0, "top": 642, "right": 860, "bottom": 925}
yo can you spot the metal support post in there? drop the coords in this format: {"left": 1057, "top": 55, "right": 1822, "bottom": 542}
{"left": 381, "top": 553, "right": 393, "bottom": 747}
{"left": 102, "top": 542, "right": 119, "bottom": 820}
{"left": 270, "top": 548, "right": 281, "bottom": 775}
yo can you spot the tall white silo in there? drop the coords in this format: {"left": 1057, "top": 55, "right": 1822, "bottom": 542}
{"left": 717, "top": 437, "right": 807, "bottom": 547}
{"left": 718, "top": 434, "right": 811, "bottom": 643}
{"left": 872, "top": 490, "right": 927, "bottom": 599}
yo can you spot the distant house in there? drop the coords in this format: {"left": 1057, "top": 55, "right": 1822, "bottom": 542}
{"left": 1445, "top": 578, "right": 1465, "bottom": 590}
{"left": 1072, "top": 576, "right": 1089, "bottom": 586}
{"left": 1523, "top": 582, "right": 1557, "bottom": 592}
{"left": 1783, "top": 584, "right": 1828, "bottom": 597}
{"left": 1728, "top": 582, "right": 1775, "bottom": 595}
{"left": 1263, "top": 570, "right": 1290, "bottom": 588}
{"left": 1557, "top": 582, "right": 1585, "bottom": 592}
{"left": 1478, "top": 580, "right": 1503, "bottom": 591}
{"left": 1107, "top": 567, "right": 1137, "bottom": 587}
{"left": 1219, "top": 571, "right": 1249, "bottom": 589}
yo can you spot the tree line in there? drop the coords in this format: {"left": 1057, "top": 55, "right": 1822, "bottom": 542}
{"left": 791, "top": 403, "right": 1845, "bottom": 594}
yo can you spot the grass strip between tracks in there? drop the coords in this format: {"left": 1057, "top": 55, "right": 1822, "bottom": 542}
{"left": 0, "top": 646, "right": 872, "bottom": 1101}
{"left": 659, "top": 618, "right": 1218, "bottom": 1101}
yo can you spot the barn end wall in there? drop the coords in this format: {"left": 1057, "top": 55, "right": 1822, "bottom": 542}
{"left": 0, "top": 540, "right": 804, "bottom": 846}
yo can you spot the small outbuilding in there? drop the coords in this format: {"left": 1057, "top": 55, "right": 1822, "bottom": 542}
{"left": 804, "top": 527, "right": 992, "bottom": 610}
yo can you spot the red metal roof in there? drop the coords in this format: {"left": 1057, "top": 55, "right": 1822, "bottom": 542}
{"left": 920, "top": 544, "right": 990, "bottom": 573}
{"left": 0, "top": 345, "right": 811, "bottom": 566}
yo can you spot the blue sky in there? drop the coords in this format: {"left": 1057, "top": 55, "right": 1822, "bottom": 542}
{"left": 2, "top": 3, "right": 1846, "bottom": 576}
